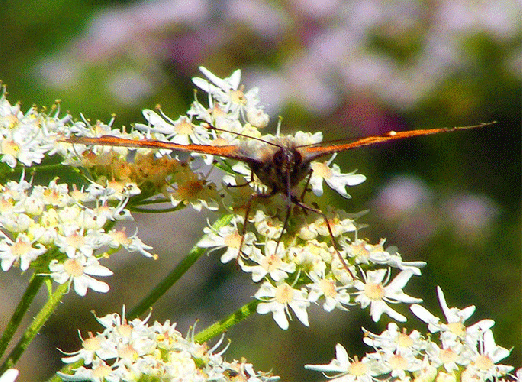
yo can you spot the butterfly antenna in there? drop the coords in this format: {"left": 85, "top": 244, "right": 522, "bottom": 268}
{"left": 203, "top": 123, "right": 283, "bottom": 148}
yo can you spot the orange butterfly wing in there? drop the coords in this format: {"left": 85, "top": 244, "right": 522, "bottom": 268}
{"left": 298, "top": 123, "right": 495, "bottom": 161}
{"left": 65, "top": 135, "right": 247, "bottom": 160}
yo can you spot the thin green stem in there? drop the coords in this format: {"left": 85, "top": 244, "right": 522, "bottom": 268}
{"left": 0, "top": 273, "right": 45, "bottom": 359}
{"left": 127, "top": 213, "right": 234, "bottom": 320}
{"left": 0, "top": 281, "right": 69, "bottom": 374}
{"left": 193, "top": 299, "right": 260, "bottom": 344}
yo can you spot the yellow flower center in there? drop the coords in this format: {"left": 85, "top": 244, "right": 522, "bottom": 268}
{"left": 440, "top": 348, "right": 457, "bottom": 364}
{"left": 1, "top": 140, "right": 20, "bottom": 156}
{"left": 397, "top": 331, "right": 414, "bottom": 348}
{"left": 364, "top": 282, "right": 385, "bottom": 300}
{"left": 229, "top": 89, "right": 246, "bottom": 105}
{"left": 83, "top": 336, "right": 102, "bottom": 351}
{"left": 12, "top": 240, "right": 32, "bottom": 257}
{"left": 389, "top": 354, "right": 408, "bottom": 370}
{"left": 474, "top": 354, "right": 494, "bottom": 370}
{"left": 349, "top": 360, "right": 368, "bottom": 376}
{"left": 175, "top": 118, "right": 194, "bottom": 135}
{"left": 319, "top": 279, "right": 337, "bottom": 298}
{"left": 311, "top": 162, "right": 332, "bottom": 179}
{"left": 224, "top": 232, "right": 242, "bottom": 249}
{"left": 64, "top": 258, "right": 84, "bottom": 277}
{"left": 275, "top": 284, "right": 294, "bottom": 304}
{"left": 92, "top": 363, "right": 112, "bottom": 378}
{"left": 447, "top": 322, "right": 466, "bottom": 337}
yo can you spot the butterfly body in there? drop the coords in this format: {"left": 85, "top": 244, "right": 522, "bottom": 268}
{"left": 239, "top": 139, "right": 308, "bottom": 195}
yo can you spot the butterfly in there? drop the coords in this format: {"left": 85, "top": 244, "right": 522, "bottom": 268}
{"left": 65, "top": 122, "right": 495, "bottom": 276}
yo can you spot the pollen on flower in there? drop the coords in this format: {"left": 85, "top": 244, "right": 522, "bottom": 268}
{"left": 223, "top": 231, "right": 242, "bottom": 249}
{"left": 1, "top": 139, "right": 20, "bottom": 156}
{"left": 474, "top": 355, "right": 494, "bottom": 371}
{"left": 275, "top": 283, "right": 294, "bottom": 304}
{"left": 174, "top": 117, "right": 194, "bottom": 135}
{"left": 319, "top": 279, "right": 337, "bottom": 298}
{"left": 440, "top": 348, "right": 458, "bottom": 364}
{"left": 63, "top": 259, "right": 84, "bottom": 277}
{"left": 118, "top": 344, "right": 138, "bottom": 361}
{"left": 92, "top": 363, "right": 112, "bottom": 378}
{"left": 350, "top": 360, "right": 368, "bottom": 376}
{"left": 11, "top": 240, "right": 33, "bottom": 257}
{"left": 83, "top": 335, "right": 102, "bottom": 351}
{"left": 117, "top": 322, "right": 133, "bottom": 338}
{"left": 364, "top": 282, "right": 385, "bottom": 300}
{"left": 65, "top": 232, "right": 85, "bottom": 250}
{"left": 397, "top": 330, "right": 414, "bottom": 348}
{"left": 311, "top": 161, "right": 332, "bottom": 179}
{"left": 108, "top": 228, "right": 132, "bottom": 246}
{"left": 229, "top": 88, "right": 246, "bottom": 105}
{"left": 388, "top": 354, "right": 409, "bottom": 371}
{"left": 447, "top": 322, "right": 466, "bottom": 337}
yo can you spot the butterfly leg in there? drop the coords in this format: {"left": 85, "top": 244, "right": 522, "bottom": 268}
{"left": 237, "top": 190, "right": 276, "bottom": 262}
{"left": 290, "top": 196, "right": 355, "bottom": 279}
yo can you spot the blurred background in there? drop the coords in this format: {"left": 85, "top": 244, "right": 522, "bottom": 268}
{"left": 0, "top": 0, "right": 520, "bottom": 381}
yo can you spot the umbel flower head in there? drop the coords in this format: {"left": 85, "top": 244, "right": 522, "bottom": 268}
{"left": 1, "top": 68, "right": 422, "bottom": 320}
{"left": 60, "top": 307, "right": 279, "bottom": 382}
{"left": 0, "top": 176, "right": 153, "bottom": 296}
{"left": 305, "top": 287, "right": 514, "bottom": 382}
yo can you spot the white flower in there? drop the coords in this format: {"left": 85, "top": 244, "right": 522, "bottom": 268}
{"left": 305, "top": 344, "right": 380, "bottom": 382}
{"left": 61, "top": 309, "right": 279, "bottom": 381}
{"left": 307, "top": 271, "right": 351, "bottom": 312}
{"left": 253, "top": 210, "right": 283, "bottom": 239}
{"left": 0, "top": 233, "right": 46, "bottom": 271}
{"left": 0, "top": 369, "right": 19, "bottom": 382}
{"left": 49, "top": 256, "right": 113, "bottom": 296}
{"left": 363, "top": 323, "right": 424, "bottom": 355}
{"left": 241, "top": 241, "right": 296, "bottom": 282}
{"left": 310, "top": 155, "right": 366, "bottom": 198}
{"left": 463, "top": 329, "right": 513, "bottom": 380}
{"left": 255, "top": 281, "right": 310, "bottom": 330}
{"left": 354, "top": 269, "right": 421, "bottom": 322}
{"left": 199, "top": 219, "right": 258, "bottom": 263}
{"left": 411, "top": 287, "right": 479, "bottom": 342}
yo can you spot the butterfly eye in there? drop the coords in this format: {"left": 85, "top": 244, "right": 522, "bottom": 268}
{"left": 273, "top": 150, "right": 285, "bottom": 166}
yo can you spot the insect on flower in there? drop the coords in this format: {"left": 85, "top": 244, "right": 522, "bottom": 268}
{"left": 65, "top": 122, "right": 495, "bottom": 277}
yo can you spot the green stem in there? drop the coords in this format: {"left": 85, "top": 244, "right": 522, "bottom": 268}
{"left": 127, "top": 213, "right": 234, "bottom": 320}
{"left": 0, "top": 281, "right": 69, "bottom": 374}
{"left": 193, "top": 299, "right": 260, "bottom": 344}
{"left": 0, "top": 273, "right": 45, "bottom": 359}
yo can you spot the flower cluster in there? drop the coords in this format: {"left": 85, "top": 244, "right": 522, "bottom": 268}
{"left": 48, "top": 67, "right": 425, "bottom": 327}
{"left": 0, "top": 177, "right": 153, "bottom": 296}
{"left": 306, "top": 287, "right": 514, "bottom": 382}
{"left": 0, "top": 86, "right": 68, "bottom": 168}
{"left": 187, "top": 68, "right": 423, "bottom": 330}
{"left": 60, "top": 308, "right": 279, "bottom": 382}
{"left": 1, "top": 67, "right": 425, "bottom": 322}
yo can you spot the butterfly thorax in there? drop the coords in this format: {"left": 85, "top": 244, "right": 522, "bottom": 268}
{"left": 240, "top": 139, "right": 311, "bottom": 195}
